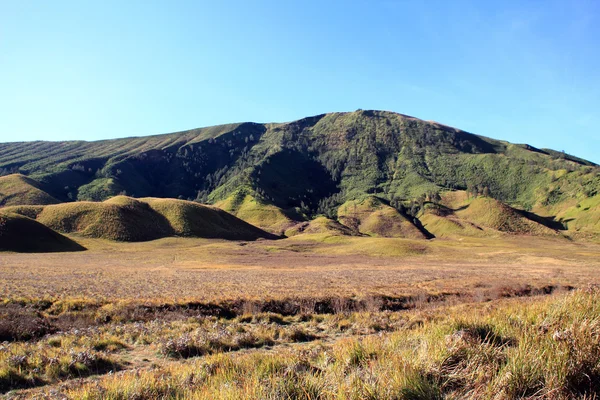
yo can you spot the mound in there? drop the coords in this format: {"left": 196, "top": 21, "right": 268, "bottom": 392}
{"left": 285, "top": 216, "right": 358, "bottom": 237}
{"left": 0, "top": 212, "right": 85, "bottom": 252}
{"left": 140, "top": 197, "right": 279, "bottom": 240}
{"left": 456, "top": 197, "right": 559, "bottom": 235}
{"left": 419, "top": 206, "right": 487, "bottom": 238}
{"left": 337, "top": 197, "right": 429, "bottom": 239}
{"left": 215, "top": 190, "right": 297, "bottom": 235}
{"left": 37, "top": 197, "right": 173, "bottom": 241}
{"left": 0, "top": 174, "right": 59, "bottom": 207}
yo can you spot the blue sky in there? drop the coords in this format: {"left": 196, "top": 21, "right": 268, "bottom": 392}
{"left": 1, "top": 1, "right": 598, "bottom": 162}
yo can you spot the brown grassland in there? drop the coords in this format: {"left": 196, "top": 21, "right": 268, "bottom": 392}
{"left": 1, "top": 233, "right": 600, "bottom": 398}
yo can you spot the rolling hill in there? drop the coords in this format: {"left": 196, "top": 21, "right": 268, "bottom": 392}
{"left": 0, "top": 211, "right": 85, "bottom": 252}
{"left": 1, "top": 110, "right": 599, "bottom": 238}
{"left": 0, "top": 174, "right": 59, "bottom": 206}
{"left": 3, "top": 197, "right": 277, "bottom": 242}
{"left": 337, "top": 196, "right": 430, "bottom": 238}
{"left": 419, "top": 194, "right": 562, "bottom": 238}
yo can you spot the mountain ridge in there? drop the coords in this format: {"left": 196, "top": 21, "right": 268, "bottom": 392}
{"left": 1, "top": 110, "right": 598, "bottom": 238}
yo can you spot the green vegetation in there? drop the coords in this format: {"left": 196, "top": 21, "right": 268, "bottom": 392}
{"left": 214, "top": 189, "right": 297, "bottom": 234}
{"left": 76, "top": 178, "right": 125, "bottom": 201}
{"left": 551, "top": 194, "right": 600, "bottom": 234}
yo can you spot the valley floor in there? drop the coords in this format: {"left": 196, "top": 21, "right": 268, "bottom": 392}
{"left": 1, "top": 235, "right": 600, "bottom": 302}
{"left": 1, "top": 234, "right": 600, "bottom": 398}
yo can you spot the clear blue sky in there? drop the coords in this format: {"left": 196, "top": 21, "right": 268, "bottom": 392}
{"left": 1, "top": 1, "right": 599, "bottom": 162}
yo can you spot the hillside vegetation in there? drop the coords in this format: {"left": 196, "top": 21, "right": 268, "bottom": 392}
{"left": 214, "top": 189, "right": 297, "bottom": 235}
{"left": 0, "top": 212, "right": 84, "bottom": 252}
{"left": 456, "top": 197, "right": 560, "bottom": 235}
{"left": 3, "top": 197, "right": 276, "bottom": 242}
{"left": 337, "top": 196, "right": 429, "bottom": 238}
{"left": 285, "top": 216, "right": 359, "bottom": 237}
{"left": 0, "top": 174, "right": 59, "bottom": 206}
{"left": 1, "top": 110, "right": 599, "bottom": 237}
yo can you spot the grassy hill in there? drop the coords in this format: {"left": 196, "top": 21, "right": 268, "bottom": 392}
{"left": 0, "top": 212, "right": 85, "bottom": 252}
{"left": 284, "top": 216, "right": 358, "bottom": 237}
{"left": 0, "top": 174, "right": 59, "bottom": 206}
{"left": 140, "top": 197, "right": 279, "bottom": 240}
{"left": 4, "top": 197, "right": 276, "bottom": 242}
{"left": 214, "top": 189, "right": 298, "bottom": 235}
{"left": 1, "top": 110, "right": 598, "bottom": 236}
{"left": 337, "top": 196, "right": 430, "bottom": 238}
{"left": 456, "top": 197, "right": 560, "bottom": 235}
{"left": 420, "top": 196, "right": 562, "bottom": 238}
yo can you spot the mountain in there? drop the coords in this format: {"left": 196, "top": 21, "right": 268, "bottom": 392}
{"left": 1, "top": 110, "right": 598, "bottom": 237}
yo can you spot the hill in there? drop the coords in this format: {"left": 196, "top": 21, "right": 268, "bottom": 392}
{"left": 213, "top": 189, "right": 297, "bottom": 235}
{"left": 0, "top": 174, "right": 59, "bottom": 206}
{"left": 284, "top": 216, "right": 358, "bottom": 237}
{"left": 140, "top": 196, "right": 279, "bottom": 239}
{"left": 4, "top": 197, "right": 277, "bottom": 242}
{"left": 456, "top": 197, "right": 560, "bottom": 235}
{"left": 0, "top": 212, "right": 85, "bottom": 252}
{"left": 337, "top": 196, "right": 430, "bottom": 238}
{"left": 1, "top": 110, "right": 598, "bottom": 236}
{"left": 420, "top": 196, "right": 562, "bottom": 238}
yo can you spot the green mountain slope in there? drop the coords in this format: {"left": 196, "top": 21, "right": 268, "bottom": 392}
{"left": 1, "top": 110, "right": 598, "bottom": 236}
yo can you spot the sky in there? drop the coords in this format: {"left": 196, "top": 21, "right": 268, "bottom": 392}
{"left": 0, "top": 1, "right": 599, "bottom": 163}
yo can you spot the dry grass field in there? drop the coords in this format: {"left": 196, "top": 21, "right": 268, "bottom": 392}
{"left": 1, "top": 234, "right": 598, "bottom": 302}
{"left": 1, "top": 234, "right": 600, "bottom": 398}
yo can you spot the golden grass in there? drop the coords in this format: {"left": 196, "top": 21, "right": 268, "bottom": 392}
{"left": 140, "top": 197, "right": 277, "bottom": 240}
{"left": 5, "top": 288, "right": 599, "bottom": 399}
{"left": 420, "top": 211, "right": 489, "bottom": 238}
{"left": 1, "top": 230, "right": 600, "bottom": 397}
{"left": 37, "top": 198, "right": 172, "bottom": 241}
{"left": 1, "top": 234, "right": 598, "bottom": 302}
{"left": 439, "top": 189, "right": 472, "bottom": 209}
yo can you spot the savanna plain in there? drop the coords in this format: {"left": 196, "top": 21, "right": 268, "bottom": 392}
{"left": 2, "top": 233, "right": 600, "bottom": 399}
